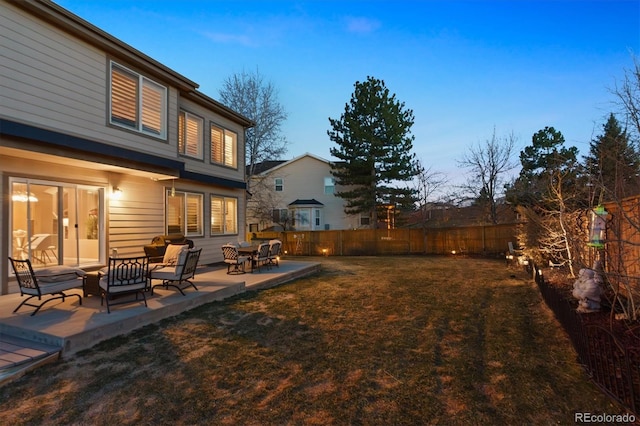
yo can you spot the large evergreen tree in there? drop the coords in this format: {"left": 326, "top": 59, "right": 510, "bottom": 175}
{"left": 583, "top": 113, "right": 639, "bottom": 202}
{"left": 507, "top": 126, "right": 580, "bottom": 207}
{"left": 328, "top": 76, "right": 419, "bottom": 228}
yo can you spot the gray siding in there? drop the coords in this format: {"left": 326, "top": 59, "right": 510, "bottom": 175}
{"left": 1, "top": 1, "right": 177, "bottom": 159}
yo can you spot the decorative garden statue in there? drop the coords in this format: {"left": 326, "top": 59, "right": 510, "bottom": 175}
{"left": 572, "top": 264, "right": 603, "bottom": 313}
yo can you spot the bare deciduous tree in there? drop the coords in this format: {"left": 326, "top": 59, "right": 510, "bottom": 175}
{"left": 613, "top": 55, "right": 640, "bottom": 142}
{"left": 604, "top": 55, "right": 640, "bottom": 320}
{"left": 219, "top": 69, "right": 288, "bottom": 192}
{"left": 458, "top": 128, "right": 518, "bottom": 224}
{"left": 413, "top": 160, "right": 445, "bottom": 220}
{"left": 412, "top": 159, "right": 446, "bottom": 252}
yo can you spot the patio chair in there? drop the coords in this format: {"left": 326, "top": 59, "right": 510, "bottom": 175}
{"left": 252, "top": 242, "right": 271, "bottom": 272}
{"left": 222, "top": 244, "right": 249, "bottom": 274}
{"left": 150, "top": 248, "right": 202, "bottom": 295}
{"left": 99, "top": 255, "right": 149, "bottom": 313}
{"left": 8, "top": 257, "right": 83, "bottom": 316}
{"left": 266, "top": 239, "right": 281, "bottom": 268}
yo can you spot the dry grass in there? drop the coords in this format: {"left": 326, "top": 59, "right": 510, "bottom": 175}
{"left": 0, "top": 256, "right": 625, "bottom": 425}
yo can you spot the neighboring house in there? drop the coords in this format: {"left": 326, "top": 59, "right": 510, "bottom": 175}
{"left": 246, "top": 153, "right": 363, "bottom": 232}
{"left": 0, "top": 0, "right": 253, "bottom": 292}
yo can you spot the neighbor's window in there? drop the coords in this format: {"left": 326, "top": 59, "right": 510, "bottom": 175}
{"left": 272, "top": 208, "right": 288, "bottom": 223}
{"left": 211, "top": 196, "right": 237, "bottom": 235}
{"left": 109, "top": 62, "right": 167, "bottom": 138}
{"left": 166, "top": 190, "right": 203, "bottom": 237}
{"left": 178, "top": 111, "right": 203, "bottom": 159}
{"left": 275, "top": 178, "right": 283, "bottom": 192}
{"left": 324, "top": 177, "right": 334, "bottom": 194}
{"left": 211, "top": 125, "right": 237, "bottom": 168}
{"left": 360, "top": 216, "right": 370, "bottom": 226}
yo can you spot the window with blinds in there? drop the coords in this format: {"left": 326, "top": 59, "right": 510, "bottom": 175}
{"left": 210, "top": 197, "right": 223, "bottom": 234}
{"left": 166, "top": 190, "right": 203, "bottom": 237}
{"left": 110, "top": 62, "right": 166, "bottom": 139}
{"left": 211, "top": 195, "right": 237, "bottom": 235}
{"left": 178, "top": 111, "right": 203, "bottom": 159}
{"left": 111, "top": 66, "right": 137, "bottom": 128}
{"left": 225, "top": 198, "right": 237, "bottom": 234}
{"left": 210, "top": 125, "right": 237, "bottom": 168}
{"left": 186, "top": 193, "right": 202, "bottom": 235}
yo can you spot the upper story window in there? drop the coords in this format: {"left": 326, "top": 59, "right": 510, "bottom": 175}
{"left": 109, "top": 62, "right": 167, "bottom": 139}
{"left": 324, "top": 177, "right": 335, "bottom": 194}
{"left": 178, "top": 111, "right": 203, "bottom": 159}
{"left": 272, "top": 208, "right": 288, "bottom": 223}
{"left": 211, "top": 124, "right": 237, "bottom": 168}
{"left": 275, "top": 178, "right": 283, "bottom": 192}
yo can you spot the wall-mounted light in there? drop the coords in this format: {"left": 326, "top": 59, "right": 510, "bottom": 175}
{"left": 112, "top": 187, "right": 123, "bottom": 200}
{"left": 171, "top": 179, "right": 176, "bottom": 197}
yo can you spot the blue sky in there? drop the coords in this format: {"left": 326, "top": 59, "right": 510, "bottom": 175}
{"left": 57, "top": 0, "right": 639, "bottom": 188}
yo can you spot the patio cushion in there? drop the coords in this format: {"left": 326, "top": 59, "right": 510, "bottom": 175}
{"left": 35, "top": 266, "right": 86, "bottom": 283}
{"left": 151, "top": 248, "right": 190, "bottom": 280}
{"left": 149, "top": 266, "right": 180, "bottom": 281}
{"left": 98, "top": 278, "right": 147, "bottom": 294}
{"left": 20, "top": 277, "right": 83, "bottom": 295}
{"left": 162, "top": 244, "right": 188, "bottom": 266}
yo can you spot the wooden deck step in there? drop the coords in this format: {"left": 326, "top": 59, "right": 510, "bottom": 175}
{"left": 0, "top": 334, "right": 61, "bottom": 385}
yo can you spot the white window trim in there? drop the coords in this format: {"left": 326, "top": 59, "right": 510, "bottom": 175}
{"left": 275, "top": 177, "right": 283, "bottom": 192}
{"left": 210, "top": 195, "right": 238, "bottom": 235}
{"left": 166, "top": 190, "right": 203, "bottom": 237}
{"left": 210, "top": 124, "right": 238, "bottom": 168}
{"left": 324, "top": 177, "right": 335, "bottom": 194}
{"left": 109, "top": 61, "right": 167, "bottom": 139}
{"left": 179, "top": 111, "right": 203, "bottom": 159}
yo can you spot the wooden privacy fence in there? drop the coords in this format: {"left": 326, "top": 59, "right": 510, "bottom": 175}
{"left": 252, "top": 223, "right": 518, "bottom": 257}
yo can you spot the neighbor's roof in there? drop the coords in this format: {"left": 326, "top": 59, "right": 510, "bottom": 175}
{"left": 248, "top": 153, "right": 336, "bottom": 176}
{"left": 288, "top": 199, "right": 324, "bottom": 206}
{"left": 246, "top": 160, "right": 287, "bottom": 176}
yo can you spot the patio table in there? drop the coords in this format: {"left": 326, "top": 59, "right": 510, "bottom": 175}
{"left": 238, "top": 246, "right": 259, "bottom": 272}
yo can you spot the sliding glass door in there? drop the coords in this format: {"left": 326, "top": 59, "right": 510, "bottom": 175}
{"left": 10, "top": 178, "right": 103, "bottom": 268}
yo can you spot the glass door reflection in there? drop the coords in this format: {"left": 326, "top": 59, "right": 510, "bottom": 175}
{"left": 10, "top": 179, "right": 103, "bottom": 268}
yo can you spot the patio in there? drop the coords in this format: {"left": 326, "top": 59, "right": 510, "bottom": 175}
{"left": 0, "top": 259, "right": 320, "bottom": 384}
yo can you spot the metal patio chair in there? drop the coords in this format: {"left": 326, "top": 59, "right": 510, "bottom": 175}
{"left": 222, "top": 244, "right": 249, "bottom": 274}
{"left": 150, "top": 248, "right": 201, "bottom": 295}
{"left": 99, "top": 255, "right": 149, "bottom": 313}
{"left": 8, "top": 257, "right": 83, "bottom": 316}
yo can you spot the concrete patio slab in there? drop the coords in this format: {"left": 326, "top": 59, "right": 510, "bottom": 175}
{"left": 0, "top": 260, "right": 320, "bottom": 374}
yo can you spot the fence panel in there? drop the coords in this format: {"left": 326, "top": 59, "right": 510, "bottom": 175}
{"left": 253, "top": 223, "right": 518, "bottom": 257}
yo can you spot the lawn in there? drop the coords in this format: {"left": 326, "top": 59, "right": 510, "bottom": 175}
{"left": 0, "top": 256, "right": 625, "bottom": 425}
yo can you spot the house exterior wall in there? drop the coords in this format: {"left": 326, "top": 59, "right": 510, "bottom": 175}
{"left": 0, "top": 0, "right": 251, "bottom": 291}
{"left": 247, "top": 154, "right": 359, "bottom": 232}
{"left": 1, "top": 1, "right": 179, "bottom": 159}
